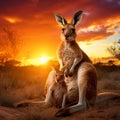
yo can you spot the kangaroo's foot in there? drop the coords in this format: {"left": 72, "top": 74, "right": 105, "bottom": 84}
{"left": 14, "top": 101, "right": 31, "bottom": 107}
{"left": 55, "top": 107, "right": 70, "bottom": 117}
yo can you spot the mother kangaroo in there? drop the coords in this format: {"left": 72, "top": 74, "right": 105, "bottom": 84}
{"left": 54, "top": 11, "right": 97, "bottom": 116}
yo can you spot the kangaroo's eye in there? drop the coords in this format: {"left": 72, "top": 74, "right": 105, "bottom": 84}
{"left": 72, "top": 28, "right": 75, "bottom": 32}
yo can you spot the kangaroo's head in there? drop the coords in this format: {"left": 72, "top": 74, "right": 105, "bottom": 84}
{"left": 55, "top": 11, "right": 83, "bottom": 42}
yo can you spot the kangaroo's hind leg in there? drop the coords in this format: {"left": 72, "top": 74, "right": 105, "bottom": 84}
{"left": 68, "top": 69, "right": 88, "bottom": 113}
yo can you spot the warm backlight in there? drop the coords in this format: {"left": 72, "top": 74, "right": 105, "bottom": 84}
{"left": 39, "top": 56, "right": 50, "bottom": 64}
{"left": 26, "top": 56, "right": 51, "bottom": 66}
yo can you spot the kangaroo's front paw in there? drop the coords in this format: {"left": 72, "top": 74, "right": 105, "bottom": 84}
{"left": 55, "top": 107, "right": 70, "bottom": 117}
{"left": 64, "top": 68, "right": 69, "bottom": 77}
{"left": 68, "top": 69, "right": 74, "bottom": 77}
{"left": 68, "top": 72, "right": 73, "bottom": 77}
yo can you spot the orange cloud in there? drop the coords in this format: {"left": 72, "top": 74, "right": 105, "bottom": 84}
{"left": 77, "top": 17, "right": 120, "bottom": 41}
{"left": 3, "top": 16, "right": 22, "bottom": 23}
{"left": 0, "top": 0, "right": 120, "bottom": 59}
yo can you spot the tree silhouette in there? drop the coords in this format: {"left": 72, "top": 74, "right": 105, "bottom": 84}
{"left": 0, "top": 25, "right": 21, "bottom": 66}
{"left": 107, "top": 40, "right": 120, "bottom": 60}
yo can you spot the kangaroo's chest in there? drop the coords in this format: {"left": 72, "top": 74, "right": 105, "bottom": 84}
{"left": 61, "top": 45, "right": 75, "bottom": 64}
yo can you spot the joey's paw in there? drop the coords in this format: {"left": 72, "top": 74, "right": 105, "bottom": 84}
{"left": 55, "top": 108, "right": 70, "bottom": 117}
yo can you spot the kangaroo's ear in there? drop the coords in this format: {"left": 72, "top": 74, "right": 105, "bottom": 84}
{"left": 55, "top": 13, "right": 67, "bottom": 26}
{"left": 71, "top": 11, "right": 83, "bottom": 26}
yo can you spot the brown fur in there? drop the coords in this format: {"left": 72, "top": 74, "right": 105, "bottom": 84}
{"left": 45, "top": 68, "right": 67, "bottom": 108}
{"left": 57, "top": 40, "right": 91, "bottom": 76}
{"left": 55, "top": 12, "right": 91, "bottom": 77}
{"left": 55, "top": 11, "right": 98, "bottom": 116}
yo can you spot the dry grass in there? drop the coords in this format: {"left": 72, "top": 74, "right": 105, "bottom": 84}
{"left": 95, "top": 64, "right": 120, "bottom": 92}
{"left": 0, "top": 65, "right": 50, "bottom": 107}
{"left": 98, "top": 79, "right": 120, "bottom": 92}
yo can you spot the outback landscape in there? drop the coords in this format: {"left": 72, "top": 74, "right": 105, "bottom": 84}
{"left": 0, "top": 0, "right": 120, "bottom": 120}
{"left": 0, "top": 61, "right": 120, "bottom": 120}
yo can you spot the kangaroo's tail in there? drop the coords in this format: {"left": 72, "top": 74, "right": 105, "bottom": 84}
{"left": 14, "top": 100, "right": 45, "bottom": 107}
{"left": 96, "top": 92, "right": 120, "bottom": 103}
{"left": 55, "top": 92, "right": 120, "bottom": 117}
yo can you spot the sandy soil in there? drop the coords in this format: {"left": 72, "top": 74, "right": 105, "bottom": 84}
{"left": 0, "top": 92, "right": 120, "bottom": 120}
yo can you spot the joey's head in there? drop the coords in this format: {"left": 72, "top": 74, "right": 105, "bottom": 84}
{"left": 52, "top": 66, "right": 64, "bottom": 83}
{"left": 55, "top": 71, "right": 64, "bottom": 84}
{"left": 55, "top": 11, "right": 83, "bottom": 42}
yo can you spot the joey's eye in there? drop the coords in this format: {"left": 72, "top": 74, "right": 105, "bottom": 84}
{"left": 62, "top": 28, "right": 65, "bottom": 32}
{"left": 72, "top": 28, "right": 75, "bottom": 32}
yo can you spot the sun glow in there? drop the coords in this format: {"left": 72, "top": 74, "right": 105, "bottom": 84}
{"left": 39, "top": 56, "right": 51, "bottom": 64}
{"left": 25, "top": 56, "right": 52, "bottom": 66}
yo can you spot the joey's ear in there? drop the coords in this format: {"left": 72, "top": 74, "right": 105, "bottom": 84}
{"left": 54, "top": 13, "right": 67, "bottom": 26}
{"left": 51, "top": 65, "right": 59, "bottom": 72}
{"left": 71, "top": 10, "right": 83, "bottom": 26}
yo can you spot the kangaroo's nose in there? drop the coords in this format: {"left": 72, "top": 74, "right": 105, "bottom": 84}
{"left": 65, "top": 34, "right": 70, "bottom": 39}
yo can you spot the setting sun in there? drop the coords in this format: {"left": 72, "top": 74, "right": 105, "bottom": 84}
{"left": 24, "top": 56, "right": 52, "bottom": 66}
{"left": 39, "top": 56, "right": 51, "bottom": 64}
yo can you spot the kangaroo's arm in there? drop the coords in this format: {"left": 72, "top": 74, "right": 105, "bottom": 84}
{"left": 68, "top": 43, "right": 83, "bottom": 75}
{"left": 69, "top": 57, "right": 82, "bottom": 75}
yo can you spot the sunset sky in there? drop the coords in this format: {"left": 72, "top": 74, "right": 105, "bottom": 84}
{"left": 0, "top": 0, "right": 120, "bottom": 64}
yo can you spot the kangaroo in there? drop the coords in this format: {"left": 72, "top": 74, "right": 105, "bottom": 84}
{"left": 54, "top": 10, "right": 98, "bottom": 116}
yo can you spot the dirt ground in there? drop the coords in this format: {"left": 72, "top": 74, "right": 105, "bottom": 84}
{"left": 0, "top": 91, "right": 120, "bottom": 120}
